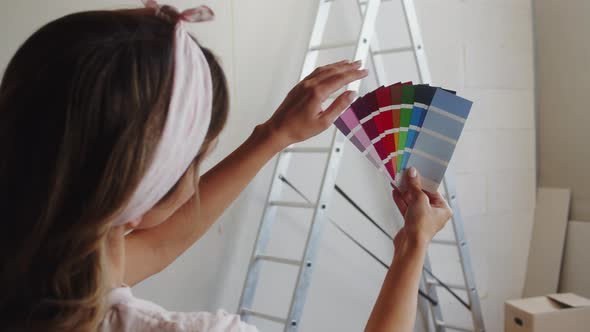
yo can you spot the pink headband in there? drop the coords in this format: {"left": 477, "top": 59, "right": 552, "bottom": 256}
{"left": 112, "top": 2, "right": 214, "bottom": 225}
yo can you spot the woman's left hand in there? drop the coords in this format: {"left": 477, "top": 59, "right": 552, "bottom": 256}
{"left": 263, "top": 60, "right": 368, "bottom": 148}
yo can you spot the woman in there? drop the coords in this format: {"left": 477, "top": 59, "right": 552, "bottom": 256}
{"left": 0, "top": 2, "right": 451, "bottom": 331}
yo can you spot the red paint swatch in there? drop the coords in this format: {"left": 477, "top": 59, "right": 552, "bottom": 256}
{"left": 362, "top": 92, "right": 391, "bottom": 176}
{"left": 375, "top": 83, "right": 401, "bottom": 176}
{"left": 349, "top": 90, "right": 396, "bottom": 180}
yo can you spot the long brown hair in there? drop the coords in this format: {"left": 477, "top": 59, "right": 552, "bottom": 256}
{"left": 0, "top": 9, "right": 228, "bottom": 331}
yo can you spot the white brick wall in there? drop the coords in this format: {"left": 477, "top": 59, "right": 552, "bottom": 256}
{"left": 419, "top": 1, "right": 535, "bottom": 331}
{"left": 204, "top": 1, "right": 536, "bottom": 332}
{"left": 1, "top": 1, "right": 534, "bottom": 332}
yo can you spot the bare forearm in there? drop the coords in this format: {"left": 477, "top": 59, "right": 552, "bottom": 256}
{"left": 365, "top": 239, "right": 427, "bottom": 332}
{"left": 366, "top": 167, "right": 452, "bottom": 331}
{"left": 124, "top": 123, "right": 286, "bottom": 285}
{"left": 124, "top": 60, "right": 367, "bottom": 286}
{"left": 198, "top": 123, "right": 285, "bottom": 226}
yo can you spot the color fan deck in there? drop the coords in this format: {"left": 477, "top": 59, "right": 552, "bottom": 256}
{"left": 334, "top": 83, "right": 473, "bottom": 192}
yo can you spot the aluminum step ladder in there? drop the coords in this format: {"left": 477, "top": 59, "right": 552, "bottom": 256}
{"left": 238, "top": 1, "right": 485, "bottom": 331}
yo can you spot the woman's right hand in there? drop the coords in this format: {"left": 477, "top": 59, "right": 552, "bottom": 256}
{"left": 392, "top": 167, "right": 453, "bottom": 250}
{"left": 263, "top": 60, "right": 368, "bottom": 150}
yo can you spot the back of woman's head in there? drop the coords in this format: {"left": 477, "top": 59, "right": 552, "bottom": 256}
{"left": 0, "top": 8, "right": 228, "bottom": 331}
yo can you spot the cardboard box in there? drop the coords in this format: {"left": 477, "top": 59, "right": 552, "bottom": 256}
{"left": 505, "top": 293, "right": 590, "bottom": 332}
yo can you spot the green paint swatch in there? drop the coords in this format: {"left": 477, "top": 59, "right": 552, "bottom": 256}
{"left": 397, "top": 85, "right": 415, "bottom": 173}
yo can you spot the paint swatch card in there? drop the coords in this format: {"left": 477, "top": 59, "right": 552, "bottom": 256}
{"left": 389, "top": 83, "right": 404, "bottom": 171}
{"left": 334, "top": 83, "right": 473, "bottom": 193}
{"left": 374, "top": 84, "right": 400, "bottom": 176}
{"left": 361, "top": 87, "right": 393, "bottom": 179}
{"left": 397, "top": 85, "right": 415, "bottom": 174}
{"left": 402, "top": 89, "right": 472, "bottom": 192}
{"left": 402, "top": 86, "right": 457, "bottom": 171}
{"left": 334, "top": 99, "right": 394, "bottom": 183}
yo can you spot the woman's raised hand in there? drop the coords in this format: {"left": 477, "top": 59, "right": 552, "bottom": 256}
{"left": 392, "top": 168, "right": 453, "bottom": 249}
{"left": 264, "top": 60, "right": 368, "bottom": 148}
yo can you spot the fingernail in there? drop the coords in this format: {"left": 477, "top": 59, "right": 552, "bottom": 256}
{"left": 409, "top": 167, "right": 417, "bottom": 178}
{"left": 353, "top": 60, "right": 362, "bottom": 66}
{"left": 347, "top": 91, "right": 357, "bottom": 101}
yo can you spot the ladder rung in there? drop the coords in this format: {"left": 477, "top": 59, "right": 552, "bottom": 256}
{"left": 435, "top": 321, "right": 473, "bottom": 332}
{"left": 309, "top": 40, "right": 357, "bottom": 51}
{"left": 372, "top": 46, "right": 413, "bottom": 56}
{"left": 256, "top": 255, "right": 301, "bottom": 266}
{"left": 283, "top": 147, "right": 331, "bottom": 153}
{"left": 358, "top": 0, "right": 393, "bottom": 4}
{"left": 426, "top": 278, "right": 467, "bottom": 291}
{"left": 431, "top": 238, "right": 457, "bottom": 246}
{"left": 240, "top": 308, "right": 287, "bottom": 324}
{"left": 269, "top": 200, "right": 316, "bottom": 209}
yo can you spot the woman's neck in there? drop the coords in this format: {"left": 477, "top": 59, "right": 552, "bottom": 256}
{"left": 106, "top": 226, "right": 127, "bottom": 288}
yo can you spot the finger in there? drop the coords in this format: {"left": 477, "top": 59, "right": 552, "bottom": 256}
{"left": 423, "top": 190, "right": 446, "bottom": 208}
{"left": 401, "top": 189, "right": 414, "bottom": 207}
{"left": 310, "top": 60, "right": 363, "bottom": 82}
{"left": 392, "top": 189, "right": 407, "bottom": 213}
{"left": 314, "top": 69, "right": 368, "bottom": 99}
{"left": 423, "top": 190, "right": 439, "bottom": 203}
{"left": 434, "top": 206, "right": 453, "bottom": 224}
{"left": 405, "top": 167, "right": 428, "bottom": 204}
{"left": 390, "top": 182, "right": 399, "bottom": 191}
{"left": 320, "top": 90, "right": 357, "bottom": 122}
{"left": 392, "top": 189, "right": 408, "bottom": 215}
{"left": 405, "top": 167, "right": 422, "bottom": 193}
{"left": 324, "top": 59, "right": 353, "bottom": 69}
{"left": 305, "top": 60, "right": 352, "bottom": 80}
{"left": 424, "top": 190, "right": 451, "bottom": 211}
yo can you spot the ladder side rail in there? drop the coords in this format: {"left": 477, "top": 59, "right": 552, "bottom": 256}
{"left": 348, "top": 0, "right": 381, "bottom": 91}
{"left": 284, "top": 1, "right": 382, "bottom": 330}
{"left": 283, "top": 132, "right": 345, "bottom": 332}
{"left": 401, "top": 0, "right": 432, "bottom": 83}
{"left": 442, "top": 170, "right": 485, "bottom": 332}
{"left": 362, "top": 1, "right": 440, "bottom": 330}
{"left": 238, "top": 0, "right": 333, "bottom": 319}
{"left": 300, "top": 0, "right": 333, "bottom": 80}
{"left": 400, "top": 1, "right": 443, "bottom": 331}
{"left": 367, "top": 9, "right": 438, "bottom": 332}
{"left": 424, "top": 254, "right": 446, "bottom": 332}
{"left": 356, "top": 0, "right": 389, "bottom": 86}
{"left": 240, "top": 1, "right": 486, "bottom": 332}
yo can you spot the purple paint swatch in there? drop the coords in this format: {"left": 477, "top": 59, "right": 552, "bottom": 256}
{"left": 337, "top": 106, "right": 391, "bottom": 181}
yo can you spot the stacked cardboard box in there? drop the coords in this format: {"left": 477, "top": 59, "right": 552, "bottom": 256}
{"left": 505, "top": 293, "right": 590, "bottom": 332}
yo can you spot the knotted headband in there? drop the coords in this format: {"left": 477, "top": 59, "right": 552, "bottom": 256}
{"left": 112, "top": 1, "right": 214, "bottom": 225}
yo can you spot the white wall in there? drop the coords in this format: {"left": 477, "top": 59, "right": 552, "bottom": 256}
{"left": 0, "top": 1, "right": 536, "bottom": 332}
{"left": 201, "top": 1, "right": 536, "bottom": 332}
{"left": 534, "top": 0, "right": 590, "bottom": 221}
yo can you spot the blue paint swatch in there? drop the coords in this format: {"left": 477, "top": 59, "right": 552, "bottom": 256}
{"left": 430, "top": 89, "right": 472, "bottom": 119}
{"left": 407, "top": 153, "right": 447, "bottom": 184}
{"left": 402, "top": 85, "right": 436, "bottom": 170}
{"left": 402, "top": 87, "right": 457, "bottom": 170}
{"left": 422, "top": 111, "right": 465, "bottom": 141}
{"left": 412, "top": 131, "right": 455, "bottom": 162}
{"left": 405, "top": 89, "right": 473, "bottom": 192}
